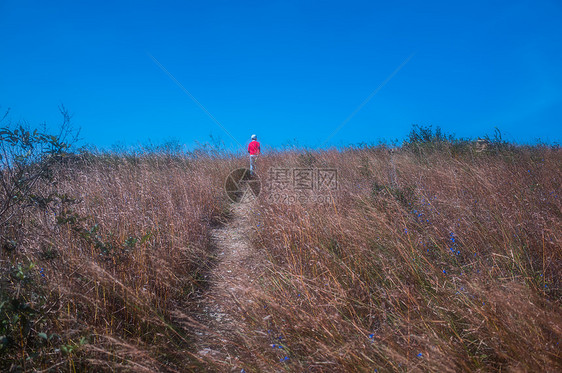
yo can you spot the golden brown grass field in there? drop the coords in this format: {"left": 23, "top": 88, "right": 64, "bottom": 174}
{"left": 1, "top": 125, "right": 561, "bottom": 372}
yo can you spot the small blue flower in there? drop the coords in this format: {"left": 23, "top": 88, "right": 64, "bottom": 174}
{"left": 368, "top": 333, "right": 374, "bottom": 339}
{"left": 280, "top": 356, "right": 289, "bottom": 362}
{"left": 417, "top": 352, "right": 423, "bottom": 357}
{"left": 443, "top": 269, "right": 446, "bottom": 274}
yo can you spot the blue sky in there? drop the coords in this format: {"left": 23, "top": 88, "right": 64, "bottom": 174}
{"left": 1, "top": 0, "right": 561, "bottom": 151}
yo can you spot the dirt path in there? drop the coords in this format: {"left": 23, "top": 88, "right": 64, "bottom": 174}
{"left": 191, "top": 194, "right": 266, "bottom": 371}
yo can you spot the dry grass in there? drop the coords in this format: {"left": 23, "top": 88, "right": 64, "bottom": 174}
{"left": 1, "top": 150, "right": 245, "bottom": 371}
{"left": 1, "top": 144, "right": 561, "bottom": 372}
{"left": 243, "top": 146, "right": 562, "bottom": 372}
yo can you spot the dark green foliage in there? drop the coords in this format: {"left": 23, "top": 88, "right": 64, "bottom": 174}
{"left": 0, "top": 261, "right": 68, "bottom": 372}
{"left": 0, "top": 108, "right": 79, "bottom": 370}
{"left": 0, "top": 106, "right": 75, "bottom": 228}
{"left": 406, "top": 124, "right": 453, "bottom": 146}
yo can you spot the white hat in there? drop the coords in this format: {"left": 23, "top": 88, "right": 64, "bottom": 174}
{"left": 251, "top": 134, "right": 257, "bottom": 140}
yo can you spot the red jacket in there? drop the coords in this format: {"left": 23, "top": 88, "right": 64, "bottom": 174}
{"left": 248, "top": 140, "right": 260, "bottom": 155}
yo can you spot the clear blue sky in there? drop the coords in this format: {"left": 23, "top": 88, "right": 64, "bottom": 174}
{"left": 1, "top": 0, "right": 561, "bottom": 150}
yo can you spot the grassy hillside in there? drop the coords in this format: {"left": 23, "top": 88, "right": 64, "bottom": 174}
{"left": 1, "top": 128, "right": 561, "bottom": 372}
{"left": 0, "top": 146, "right": 240, "bottom": 371}
{"left": 247, "top": 144, "right": 561, "bottom": 372}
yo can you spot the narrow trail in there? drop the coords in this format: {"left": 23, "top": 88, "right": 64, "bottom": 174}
{"left": 191, "top": 194, "right": 267, "bottom": 370}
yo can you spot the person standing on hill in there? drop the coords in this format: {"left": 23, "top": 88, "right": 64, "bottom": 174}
{"left": 248, "top": 134, "right": 260, "bottom": 174}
